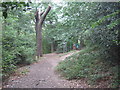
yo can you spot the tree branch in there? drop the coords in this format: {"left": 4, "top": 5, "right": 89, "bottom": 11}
{"left": 40, "top": 11, "right": 45, "bottom": 16}
{"left": 35, "top": 10, "right": 39, "bottom": 22}
{"left": 41, "top": 6, "right": 51, "bottom": 23}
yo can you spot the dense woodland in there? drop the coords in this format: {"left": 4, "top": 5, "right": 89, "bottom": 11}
{"left": 1, "top": 2, "right": 120, "bottom": 88}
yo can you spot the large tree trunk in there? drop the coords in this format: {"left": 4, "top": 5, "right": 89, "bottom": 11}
{"left": 36, "top": 23, "right": 42, "bottom": 57}
{"left": 35, "top": 6, "right": 51, "bottom": 59}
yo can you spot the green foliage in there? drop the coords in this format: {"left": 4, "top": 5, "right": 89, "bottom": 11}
{"left": 56, "top": 46, "right": 119, "bottom": 87}
{"left": 42, "top": 37, "right": 51, "bottom": 54}
{"left": 56, "top": 2, "right": 119, "bottom": 88}
{"left": 91, "top": 10, "right": 120, "bottom": 28}
{"left": 2, "top": 2, "right": 30, "bottom": 19}
{"left": 2, "top": 2, "right": 119, "bottom": 87}
{"left": 2, "top": 7, "right": 36, "bottom": 78}
{"left": 107, "top": 18, "right": 120, "bottom": 29}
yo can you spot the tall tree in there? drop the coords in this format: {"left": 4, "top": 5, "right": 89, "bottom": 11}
{"left": 35, "top": 6, "right": 51, "bottom": 58}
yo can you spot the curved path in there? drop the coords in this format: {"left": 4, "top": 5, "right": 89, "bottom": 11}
{"left": 3, "top": 52, "right": 89, "bottom": 88}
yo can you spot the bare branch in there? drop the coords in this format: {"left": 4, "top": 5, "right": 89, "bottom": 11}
{"left": 40, "top": 11, "right": 45, "bottom": 16}
{"left": 41, "top": 6, "right": 51, "bottom": 23}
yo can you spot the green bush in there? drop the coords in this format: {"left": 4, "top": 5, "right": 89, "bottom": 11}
{"left": 2, "top": 15, "right": 36, "bottom": 78}
{"left": 56, "top": 46, "right": 119, "bottom": 87}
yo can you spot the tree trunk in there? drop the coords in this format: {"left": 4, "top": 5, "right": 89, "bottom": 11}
{"left": 80, "top": 40, "right": 85, "bottom": 49}
{"left": 35, "top": 6, "right": 51, "bottom": 59}
{"left": 51, "top": 42, "right": 54, "bottom": 53}
{"left": 36, "top": 23, "right": 42, "bottom": 57}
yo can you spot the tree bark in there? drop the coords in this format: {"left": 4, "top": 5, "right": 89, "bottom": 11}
{"left": 51, "top": 42, "right": 54, "bottom": 53}
{"left": 35, "top": 6, "right": 51, "bottom": 59}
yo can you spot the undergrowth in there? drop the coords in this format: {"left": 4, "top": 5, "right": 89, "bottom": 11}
{"left": 56, "top": 45, "right": 119, "bottom": 88}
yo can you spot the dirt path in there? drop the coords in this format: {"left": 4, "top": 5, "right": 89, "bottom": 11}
{"left": 3, "top": 52, "right": 89, "bottom": 88}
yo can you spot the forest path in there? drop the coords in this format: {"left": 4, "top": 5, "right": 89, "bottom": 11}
{"left": 3, "top": 51, "right": 89, "bottom": 88}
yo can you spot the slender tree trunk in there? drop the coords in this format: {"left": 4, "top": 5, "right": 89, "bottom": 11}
{"left": 51, "top": 42, "right": 54, "bottom": 53}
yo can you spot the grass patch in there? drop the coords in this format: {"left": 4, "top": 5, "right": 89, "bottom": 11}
{"left": 56, "top": 46, "right": 119, "bottom": 88}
